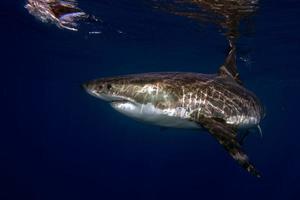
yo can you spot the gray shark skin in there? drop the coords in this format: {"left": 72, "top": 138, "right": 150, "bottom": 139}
{"left": 83, "top": 54, "right": 264, "bottom": 178}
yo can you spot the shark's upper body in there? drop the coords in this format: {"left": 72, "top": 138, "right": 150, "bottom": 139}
{"left": 83, "top": 49, "right": 264, "bottom": 177}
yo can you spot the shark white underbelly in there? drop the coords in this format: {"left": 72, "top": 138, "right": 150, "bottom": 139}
{"left": 111, "top": 101, "right": 200, "bottom": 129}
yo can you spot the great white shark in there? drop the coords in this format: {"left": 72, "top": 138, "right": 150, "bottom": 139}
{"left": 83, "top": 48, "right": 264, "bottom": 177}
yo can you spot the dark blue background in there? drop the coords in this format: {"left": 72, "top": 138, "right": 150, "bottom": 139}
{"left": 1, "top": 0, "right": 300, "bottom": 199}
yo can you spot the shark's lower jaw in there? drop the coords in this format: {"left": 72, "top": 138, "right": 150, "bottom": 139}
{"left": 110, "top": 101, "right": 200, "bottom": 129}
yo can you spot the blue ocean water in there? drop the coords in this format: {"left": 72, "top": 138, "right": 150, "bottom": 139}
{"left": 1, "top": 0, "right": 300, "bottom": 199}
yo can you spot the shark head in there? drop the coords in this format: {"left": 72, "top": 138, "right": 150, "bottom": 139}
{"left": 83, "top": 76, "right": 138, "bottom": 121}
{"left": 82, "top": 73, "right": 175, "bottom": 103}
{"left": 82, "top": 77, "right": 130, "bottom": 102}
{"left": 82, "top": 73, "right": 183, "bottom": 121}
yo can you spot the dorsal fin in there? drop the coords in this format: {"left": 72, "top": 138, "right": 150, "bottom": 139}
{"left": 218, "top": 42, "right": 242, "bottom": 85}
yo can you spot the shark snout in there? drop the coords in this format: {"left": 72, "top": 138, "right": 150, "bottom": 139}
{"left": 81, "top": 81, "right": 100, "bottom": 98}
{"left": 82, "top": 80, "right": 123, "bottom": 102}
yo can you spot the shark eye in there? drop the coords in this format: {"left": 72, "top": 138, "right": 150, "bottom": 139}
{"left": 107, "top": 84, "right": 112, "bottom": 90}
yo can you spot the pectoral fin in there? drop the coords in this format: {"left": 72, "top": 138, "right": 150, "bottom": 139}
{"left": 200, "top": 117, "right": 261, "bottom": 178}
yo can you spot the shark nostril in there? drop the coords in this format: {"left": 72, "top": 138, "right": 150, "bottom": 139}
{"left": 107, "top": 84, "right": 112, "bottom": 90}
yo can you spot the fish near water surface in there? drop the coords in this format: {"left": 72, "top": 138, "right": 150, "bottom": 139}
{"left": 25, "top": 0, "right": 98, "bottom": 31}
{"left": 83, "top": 49, "right": 264, "bottom": 177}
